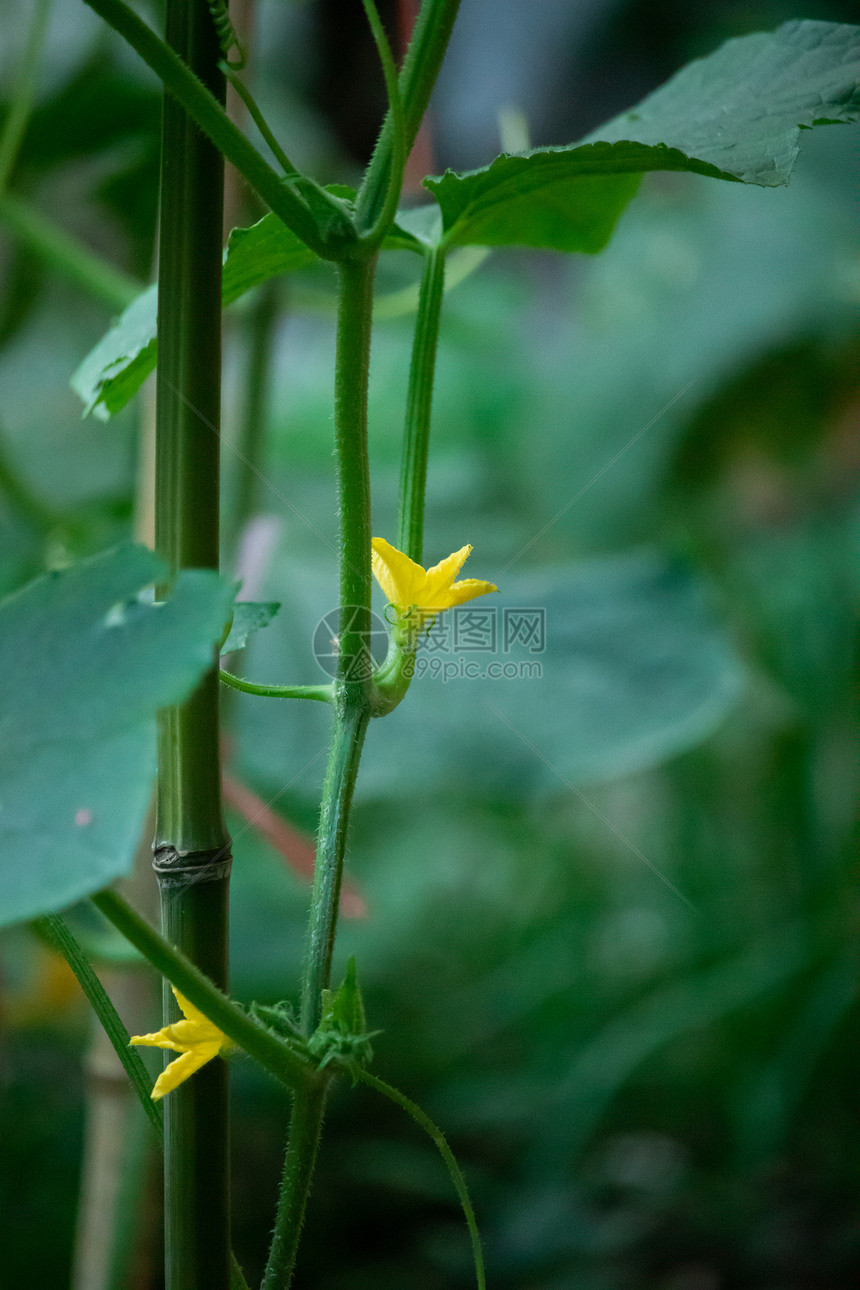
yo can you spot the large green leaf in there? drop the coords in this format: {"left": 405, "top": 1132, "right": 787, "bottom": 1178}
{"left": 424, "top": 20, "right": 860, "bottom": 252}
{"left": 0, "top": 545, "right": 235, "bottom": 927}
{"left": 586, "top": 19, "right": 860, "bottom": 180}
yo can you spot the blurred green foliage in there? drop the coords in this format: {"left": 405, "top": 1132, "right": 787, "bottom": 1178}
{"left": 0, "top": 1, "right": 856, "bottom": 1287}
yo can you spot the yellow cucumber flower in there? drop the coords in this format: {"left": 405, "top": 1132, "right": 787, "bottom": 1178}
{"left": 371, "top": 537, "right": 497, "bottom": 621}
{"left": 130, "top": 987, "right": 232, "bottom": 1100}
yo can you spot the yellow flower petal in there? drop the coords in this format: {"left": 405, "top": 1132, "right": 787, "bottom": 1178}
{"left": 422, "top": 545, "right": 473, "bottom": 606}
{"left": 128, "top": 1025, "right": 187, "bottom": 1053}
{"left": 442, "top": 577, "right": 499, "bottom": 608}
{"left": 371, "top": 538, "right": 426, "bottom": 609}
{"left": 371, "top": 538, "right": 497, "bottom": 616}
{"left": 130, "top": 985, "right": 230, "bottom": 1099}
{"left": 173, "top": 989, "right": 215, "bottom": 1030}
{"left": 150, "top": 1044, "right": 221, "bottom": 1100}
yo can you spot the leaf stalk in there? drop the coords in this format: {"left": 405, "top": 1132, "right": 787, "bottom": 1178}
{"left": 81, "top": 0, "right": 353, "bottom": 259}
{"left": 396, "top": 244, "right": 446, "bottom": 562}
{"left": 91, "top": 889, "right": 312, "bottom": 1092}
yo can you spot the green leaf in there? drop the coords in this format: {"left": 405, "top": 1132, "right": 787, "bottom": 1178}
{"left": 221, "top": 190, "right": 430, "bottom": 302}
{"left": 308, "top": 958, "right": 378, "bottom": 1074}
{"left": 70, "top": 284, "right": 158, "bottom": 419}
{"left": 221, "top": 600, "right": 280, "bottom": 654}
{"left": 70, "top": 213, "right": 316, "bottom": 418}
{"left": 221, "top": 213, "right": 318, "bottom": 307}
{"left": 384, "top": 202, "right": 443, "bottom": 249}
{"left": 320, "top": 957, "right": 367, "bottom": 1037}
{"left": 424, "top": 20, "right": 860, "bottom": 253}
{"left": 587, "top": 19, "right": 860, "bottom": 183}
{"left": 426, "top": 158, "right": 640, "bottom": 253}
{"left": 223, "top": 200, "right": 424, "bottom": 293}
{"left": 0, "top": 545, "right": 235, "bottom": 927}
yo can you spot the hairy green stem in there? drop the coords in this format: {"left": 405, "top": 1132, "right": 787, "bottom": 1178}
{"left": 359, "top": 0, "right": 407, "bottom": 247}
{"left": 220, "top": 670, "right": 333, "bottom": 702}
{"left": 299, "top": 253, "right": 378, "bottom": 1027}
{"left": 331, "top": 257, "right": 377, "bottom": 706}
{"left": 396, "top": 245, "right": 445, "bottom": 562}
{"left": 262, "top": 235, "right": 381, "bottom": 1290}
{"left": 81, "top": 0, "right": 353, "bottom": 259}
{"left": 260, "top": 1079, "right": 329, "bottom": 1290}
{"left": 301, "top": 706, "right": 371, "bottom": 1033}
{"left": 356, "top": 1069, "right": 486, "bottom": 1290}
{"left": 355, "top": 0, "right": 462, "bottom": 233}
{"left": 91, "top": 890, "right": 311, "bottom": 1091}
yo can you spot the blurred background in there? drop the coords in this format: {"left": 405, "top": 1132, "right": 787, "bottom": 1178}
{"left": 0, "top": 0, "right": 857, "bottom": 1286}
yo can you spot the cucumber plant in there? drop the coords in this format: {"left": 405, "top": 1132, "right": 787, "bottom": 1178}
{"left": 0, "top": 3, "right": 857, "bottom": 1286}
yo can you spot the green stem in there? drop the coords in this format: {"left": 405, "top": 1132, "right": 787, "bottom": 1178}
{"left": 257, "top": 701, "right": 369, "bottom": 1290}
{"left": 91, "top": 890, "right": 311, "bottom": 1091}
{"left": 0, "top": 0, "right": 53, "bottom": 192}
{"left": 396, "top": 245, "right": 445, "bottom": 562}
{"left": 370, "top": 620, "right": 418, "bottom": 716}
{"left": 359, "top": 0, "right": 406, "bottom": 247}
{"left": 36, "top": 911, "right": 253, "bottom": 1290}
{"left": 221, "top": 64, "right": 298, "bottom": 176}
{"left": 355, "top": 0, "right": 462, "bottom": 234}
{"left": 260, "top": 1079, "right": 329, "bottom": 1290}
{"left": 260, "top": 703, "right": 369, "bottom": 1290}
{"left": 81, "top": 0, "right": 353, "bottom": 259}
{"left": 259, "top": 243, "right": 380, "bottom": 1289}
{"left": 153, "top": 3, "right": 232, "bottom": 1285}
{"left": 154, "top": 0, "right": 229, "bottom": 854}
{"left": 32, "top": 914, "right": 164, "bottom": 1140}
{"left": 0, "top": 190, "right": 140, "bottom": 310}
{"left": 301, "top": 705, "right": 371, "bottom": 1033}
{"left": 356, "top": 1069, "right": 486, "bottom": 1290}
{"left": 299, "top": 252, "right": 378, "bottom": 1022}
{"left": 331, "top": 256, "right": 377, "bottom": 705}
{"left": 219, "top": 670, "right": 333, "bottom": 702}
